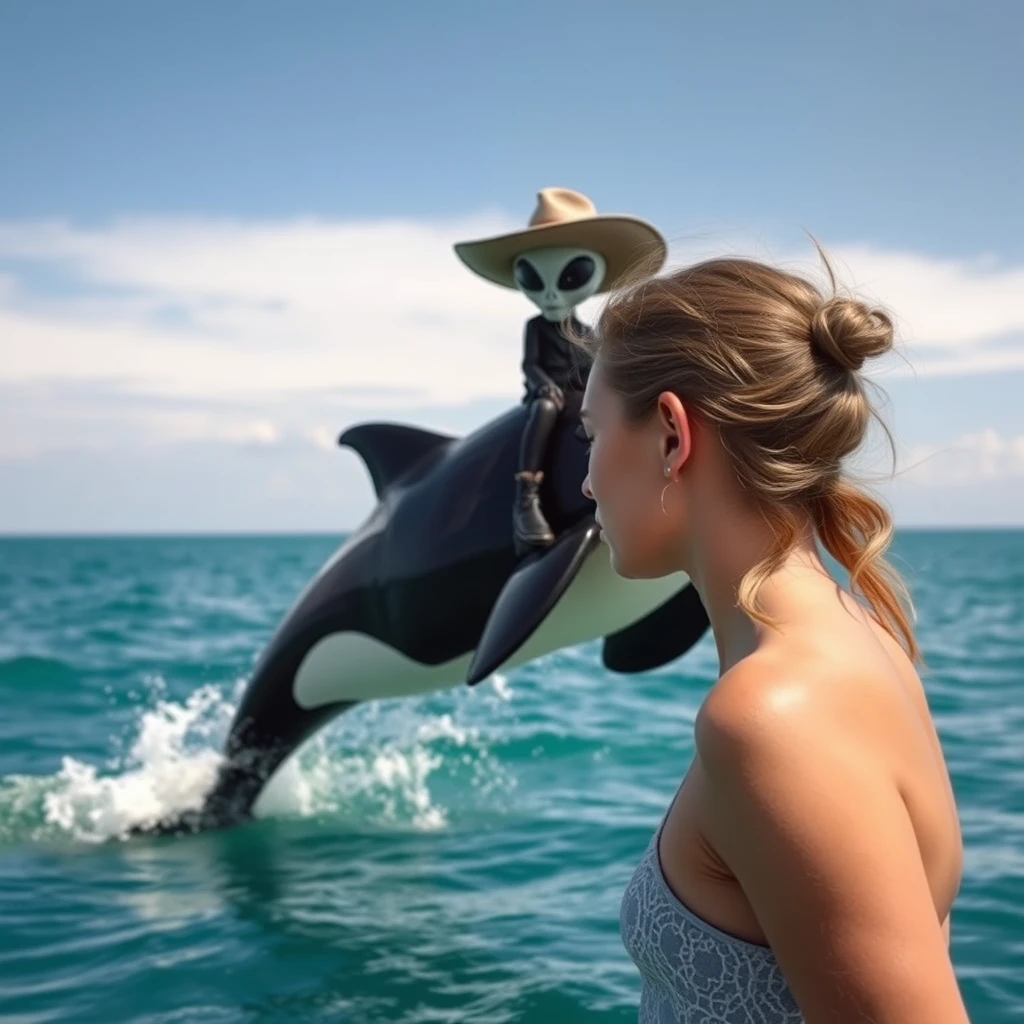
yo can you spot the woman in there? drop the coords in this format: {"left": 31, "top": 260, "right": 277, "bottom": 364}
{"left": 573, "top": 254, "right": 969, "bottom": 1022}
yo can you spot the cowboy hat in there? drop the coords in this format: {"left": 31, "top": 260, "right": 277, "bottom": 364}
{"left": 454, "top": 187, "right": 667, "bottom": 292}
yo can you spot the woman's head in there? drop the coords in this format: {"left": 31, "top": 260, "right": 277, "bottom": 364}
{"left": 575, "top": 251, "right": 918, "bottom": 659}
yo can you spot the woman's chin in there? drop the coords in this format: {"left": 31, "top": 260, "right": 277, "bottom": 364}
{"left": 605, "top": 542, "right": 641, "bottom": 580}
{"left": 605, "top": 540, "right": 671, "bottom": 581}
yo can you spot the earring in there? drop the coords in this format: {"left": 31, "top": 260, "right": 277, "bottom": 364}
{"left": 661, "top": 466, "right": 673, "bottom": 516}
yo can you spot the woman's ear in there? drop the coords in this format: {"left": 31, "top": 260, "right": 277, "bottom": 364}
{"left": 656, "top": 390, "right": 692, "bottom": 477}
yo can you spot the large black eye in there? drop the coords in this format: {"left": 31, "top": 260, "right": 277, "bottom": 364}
{"left": 514, "top": 258, "right": 544, "bottom": 292}
{"left": 558, "top": 256, "right": 596, "bottom": 292}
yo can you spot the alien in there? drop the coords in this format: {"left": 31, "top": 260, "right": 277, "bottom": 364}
{"left": 455, "top": 187, "right": 668, "bottom": 554}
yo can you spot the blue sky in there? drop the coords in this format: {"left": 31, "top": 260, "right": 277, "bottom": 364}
{"left": 1, "top": 0, "right": 1022, "bottom": 531}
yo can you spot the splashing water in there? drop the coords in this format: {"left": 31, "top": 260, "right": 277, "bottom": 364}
{"left": 38, "top": 682, "right": 235, "bottom": 842}
{"left": 0, "top": 673, "right": 515, "bottom": 846}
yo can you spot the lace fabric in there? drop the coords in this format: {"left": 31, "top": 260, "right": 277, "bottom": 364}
{"left": 619, "top": 815, "right": 804, "bottom": 1023}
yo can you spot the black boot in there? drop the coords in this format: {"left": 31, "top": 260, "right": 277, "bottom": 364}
{"left": 513, "top": 394, "right": 560, "bottom": 555}
{"left": 513, "top": 470, "right": 554, "bottom": 553}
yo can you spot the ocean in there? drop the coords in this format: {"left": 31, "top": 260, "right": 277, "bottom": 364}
{"left": 0, "top": 531, "right": 1020, "bottom": 1023}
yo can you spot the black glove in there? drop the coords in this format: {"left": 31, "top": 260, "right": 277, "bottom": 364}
{"left": 537, "top": 382, "right": 565, "bottom": 412}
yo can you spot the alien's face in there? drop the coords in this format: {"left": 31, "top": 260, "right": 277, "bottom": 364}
{"left": 512, "top": 246, "right": 606, "bottom": 322}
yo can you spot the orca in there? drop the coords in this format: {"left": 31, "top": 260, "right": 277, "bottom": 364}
{"left": 134, "top": 402, "right": 709, "bottom": 836}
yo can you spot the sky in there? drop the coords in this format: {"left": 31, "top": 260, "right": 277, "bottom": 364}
{"left": 0, "top": 0, "right": 1022, "bottom": 532}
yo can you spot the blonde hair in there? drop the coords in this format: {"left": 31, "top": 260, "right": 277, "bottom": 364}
{"left": 574, "top": 249, "right": 919, "bottom": 662}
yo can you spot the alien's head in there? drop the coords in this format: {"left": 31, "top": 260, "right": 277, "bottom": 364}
{"left": 512, "top": 245, "right": 606, "bottom": 322}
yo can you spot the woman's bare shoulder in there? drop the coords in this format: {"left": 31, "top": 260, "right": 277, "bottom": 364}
{"left": 695, "top": 651, "right": 859, "bottom": 750}
{"left": 697, "top": 633, "right": 924, "bottom": 751}
{"left": 693, "top": 658, "right": 970, "bottom": 1022}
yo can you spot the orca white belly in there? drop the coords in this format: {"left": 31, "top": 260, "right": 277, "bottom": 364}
{"left": 294, "top": 546, "right": 689, "bottom": 707}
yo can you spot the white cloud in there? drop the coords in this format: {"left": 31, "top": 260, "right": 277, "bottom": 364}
{"left": 657, "top": 234, "right": 1024, "bottom": 380}
{"left": 0, "top": 213, "right": 536, "bottom": 411}
{"left": 897, "top": 429, "right": 1024, "bottom": 485}
{"left": 803, "top": 245, "right": 1024, "bottom": 350}
{"left": 0, "top": 375, "right": 506, "bottom": 467}
{"left": 0, "top": 211, "right": 1022, "bottom": 470}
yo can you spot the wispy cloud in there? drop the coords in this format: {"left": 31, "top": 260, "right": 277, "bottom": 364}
{"left": 666, "top": 233, "right": 1024, "bottom": 379}
{"left": 0, "top": 376, "right": 503, "bottom": 464}
{"left": 898, "top": 429, "right": 1024, "bottom": 486}
{"left": 811, "top": 245, "right": 1024, "bottom": 351}
{"left": 0, "top": 212, "right": 1022, "bottom": 464}
{"left": 0, "top": 213, "right": 531, "bottom": 411}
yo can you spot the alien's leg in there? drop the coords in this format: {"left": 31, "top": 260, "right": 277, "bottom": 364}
{"left": 513, "top": 395, "right": 560, "bottom": 553}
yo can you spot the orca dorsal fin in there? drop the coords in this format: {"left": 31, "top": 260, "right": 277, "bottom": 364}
{"left": 339, "top": 422, "right": 456, "bottom": 498}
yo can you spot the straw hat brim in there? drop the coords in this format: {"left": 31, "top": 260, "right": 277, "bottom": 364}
{"left": 454, "top": 215, "right": 667, "bottom": 292}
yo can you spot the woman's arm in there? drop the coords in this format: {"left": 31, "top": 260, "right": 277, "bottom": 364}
{"left": 695, "top": 671, "right": 970, "bottom": 1024}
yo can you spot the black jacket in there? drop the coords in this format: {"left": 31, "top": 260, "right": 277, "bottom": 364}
{"left": 520, "top": 315, "right": 592, "bottom": 400}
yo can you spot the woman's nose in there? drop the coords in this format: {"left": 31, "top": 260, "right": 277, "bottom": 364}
{"left": 581, "top": 474, "right": 593, "bottom": 499}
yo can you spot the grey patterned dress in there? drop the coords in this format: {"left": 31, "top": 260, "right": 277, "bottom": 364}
{"left": 619, "top": 812, "right": 804, "bottom": 1023}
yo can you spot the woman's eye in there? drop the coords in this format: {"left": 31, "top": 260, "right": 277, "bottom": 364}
{"left": 574, "top": 424, "right": 593, "bottom": 448}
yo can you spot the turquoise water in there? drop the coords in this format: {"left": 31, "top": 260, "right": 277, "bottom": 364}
{"left": 0, "top": 531, "right": 1020, "bottom": 1022}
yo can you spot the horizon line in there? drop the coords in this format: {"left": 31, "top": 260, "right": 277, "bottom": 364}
{"left": 2, "top": 523, "right": 1023, "bottom": 540}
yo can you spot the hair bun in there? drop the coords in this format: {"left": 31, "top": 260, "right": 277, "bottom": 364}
{"left": 810, "top": 296, "right": 894, "bottom": 372}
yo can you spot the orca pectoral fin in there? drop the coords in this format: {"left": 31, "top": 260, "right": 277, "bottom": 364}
{"left": 601, "top": 582, "right": 710, "bottom": 673}
{"left": 466, "top": 518, "right": 602, "bottom": 687}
